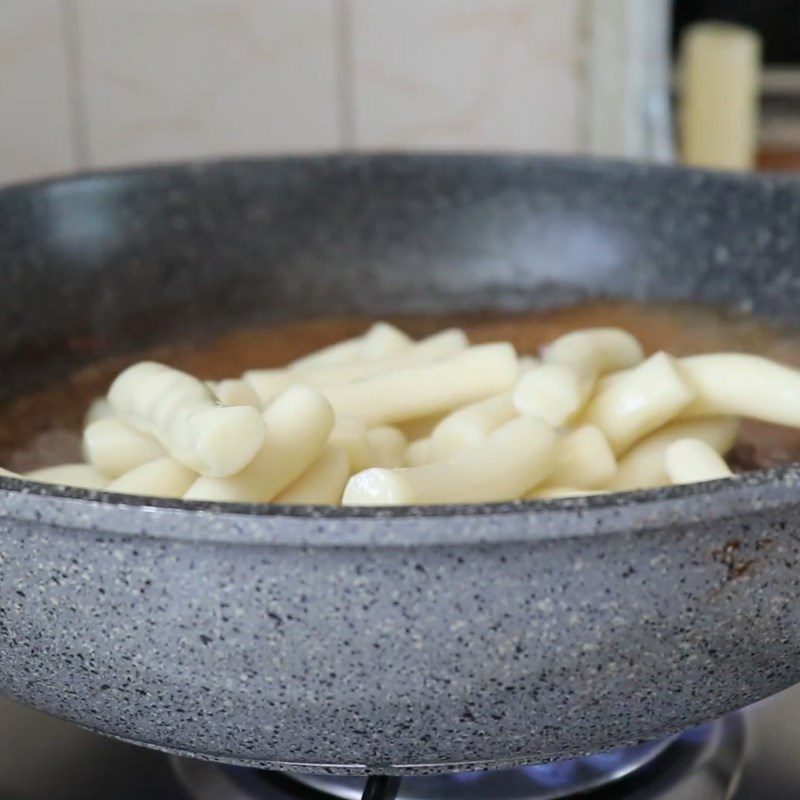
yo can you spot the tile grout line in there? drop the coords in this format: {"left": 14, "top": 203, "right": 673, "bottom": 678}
{"left": 60, "top": 0, "right": 91, "bottom": 169}
{"left": 334, "top": 0, "right": 356, "bottom": 150}
{"left": 576, "top": 0, "right": 592, "bottom": 154}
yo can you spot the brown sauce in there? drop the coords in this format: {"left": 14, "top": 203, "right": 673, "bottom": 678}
{"left": 3, "top": 300, "right": 800, "bottom": 474}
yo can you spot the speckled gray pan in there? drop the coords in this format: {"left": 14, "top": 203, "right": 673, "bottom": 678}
{"left": 1, "top": 155, "right": 800, "bottom": 776}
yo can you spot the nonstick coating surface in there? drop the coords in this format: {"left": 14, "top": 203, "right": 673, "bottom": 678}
{"left": 1, "top": 155, "right": 800, "bottom": 774}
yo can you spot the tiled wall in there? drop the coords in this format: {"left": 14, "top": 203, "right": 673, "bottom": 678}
{"left": 0, "top": 1, "right": 75, "bottom": 183}
{"left": 0, "top": 0, "right": 588, "bottom": 185}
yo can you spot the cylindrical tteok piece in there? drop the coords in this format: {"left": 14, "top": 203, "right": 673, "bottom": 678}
{"left": 0, "top": 467, "right": 18, "bottom": 478}
{"left": 185, "top": 385, "right": 334, "bottom": 503}
{"left": 360, "top": 322, "right": 415, "bottom": 360}
{"left": 594, "top": 369, "right": 629, "bottom": 394}
{"left": 107, "top": 457, "right": 197, "bottom": 498}
{"left": 665, "top": 438, "right": 733, "bottom": 485}
{"left": 25, "top": 464, "right": 109, "bottom": 490}
{"left": 108, "top": 361, "right": 266, "bottom": 478}
{"left": 83, "top": 417, "right": 166, "bottom": 478}
{"left": 544, "top": 425, "right": 617, "bottom": 490}
{"left": 324, "top": 343, "right": 518, "bottom": 426}
{"left": 397, "top": 413, "right": 446, "bottom": 441}
{"left": 366, "top": 426, "right": 408, "bottom": 468}
{"left": 517, "top": 329, "right": 644, "bottom": 428}
{"left": 85, "top": 397, "right": 114, "bottom": 426}
{"left": 608, "top": 416, "right": 739, "bottom": 491}
{"left": 543, "top": 328, "right": 645, "bottom": 397}
{"left": 680, "top": 353, "right": 800, "bottom": 428}
{"left": 210, "top": 379, "right": 262, "bottom": 409}
{"left": 583, "top": 352, "right": 696, "bottom": 454}
{"left": 289, "top": 322, "right": 412, "bottom": 372}
{"left": 295, "top": 329, "right": 468, "bottom": 388}
{"left": 329, "top": 415, "right": 372, "bottom": 472}
{"left": 274, "top": 444, "right": 351, "bottom": 505}
{"left": 430, "top": 394, "right": 516, "bottom": 458}
{"left": 241, "top": 369, "right": 294, "bottom": 409}
{"left": 513, "top": 364, "right": 583, "bottom": 427}
{"left": 679, "top": 22, "right": 761, "bottom": 171}
{"left": 343, "top": 415, "right": 557, "bottom": 506}
{"left": 405, "top": 438, "right": 435, "bottom": 467}
{"left": 287, "top": 335, "right": 365, "bottom": 373}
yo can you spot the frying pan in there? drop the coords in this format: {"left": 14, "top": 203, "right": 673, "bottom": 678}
{"left": 1, "top": 154, "right": 800, "bottom": 776}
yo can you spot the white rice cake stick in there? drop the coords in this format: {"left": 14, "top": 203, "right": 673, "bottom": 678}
{"left": 329, "top": 415, "right": 371, "bottom": 472}
{"left": 527, "top": 487, "right": 609, "bottom": 499}
{"left": 324, "top": 343, "right": 518, "bottom": 426}
{"left": 287, "top": 336, "right": 364, "bottom": 372}
{"left": 274, "top": 444, "right": 351, "bottom": 505}
{"left": 680, "top": 353, "right": 800, "bottom": 427}
{"left": 519, "top": 329, "right": 644, "bottom": 427}
{"left": 593, "top": 370, "right": 629, "bottom": 393}
{"left": 583, "top": 352, "right": 696, "bottom": 454}
{"left": 108, "top": 362, "right": 266, "bottom": 477}
{"left": 289, "top": 322, "right": 413, "bottom": 372}
{"left": 107, "top": 457, "right": 197, "bottom": 498}
{"left": 543, "top": 425, "right": 617, "bottom": 490}
{"left": 25, "top": 464, "right": 108, "bottom": 490}
{"left": 513, "top": 364, "right": 583, "bottom": 427}
{"left": 85, "top": 397, "right": 114, "bottom": 426}
{"left": 665, "top": 438, "right": 733, "bottom": 485}
{"left": 83, "top": 417, "right": 166, "bottom": 478}
{"left": 607, "top": 416, "right": 739, "bottom": 491}
{"left": 405, "top": 438, "right": 435, "bottom": 467}
{"left": 366, "top": 426, "right": 407, "bottom": 468}
{"left": 514, "top": 328, "right": 644, "bottom": 427}
{"left": 430, "top": 394, "right": 516, "bottom": 458}
{"left": 241, "top": 369, "right": 294, "bottom": 408}
{"left": 359, "top": 322, "right": 415, "bottom": 360}
{"left": 0, "top": 467, "right": 18, "bottom": 478}
{"left": 343, "top": 415, "right": 556, "bottom": 505}
{"left": 544, "top": 328, "right": 644, "bottom": 390}
{"left": 397, "top": 412, "right": 446, "bottom": 440}
{"left": 184, "top": 385, "right": 334, "bottom": 503}
{"left": 294, "top": 329, "right": 468, "bottom": 388}
{"left": 518, "top": 355, "right": 540, "bottom": 375}
{"left": 209, "top": 379, "right": 262, "bottom": 409}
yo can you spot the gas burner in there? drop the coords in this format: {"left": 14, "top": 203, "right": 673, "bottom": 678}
{"left": 171, "top": 713, "right": 746, "bottom": 800}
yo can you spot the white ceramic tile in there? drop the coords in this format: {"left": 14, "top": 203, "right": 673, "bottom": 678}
{"left": 0, "top": 0, "right": 75, "bottom": 184}
{"left": 76, "top": 0, "right": 340, "bottom": 167}
{"left": 348, "top": 0, "right": 583, "bottom": 152}
{"left": 586, "top": 0, "right": 674, "bottom": 160}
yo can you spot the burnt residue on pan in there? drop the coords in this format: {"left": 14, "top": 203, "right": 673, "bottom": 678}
{"left": 709, "top": 539, "right": 757, "bottom": 599}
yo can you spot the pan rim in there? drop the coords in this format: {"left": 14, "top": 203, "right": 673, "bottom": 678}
{"left": 0, "top": 464, "right": 794, "bottom": 546}
{"left": 1, "top": 149, "right": 799, "bottom": 193}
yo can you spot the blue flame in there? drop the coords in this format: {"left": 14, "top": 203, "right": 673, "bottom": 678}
{"left": 450, "top": 771, "right": 483, "bottom": 783}
{"left": 683, "top": 722, "right": 714, "bottom": 743}
{"left": 443, "top": 735, "right": 683, "bottom": 796}
{"left": 523, "top": 760, "right": 583, "bottom": 788}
